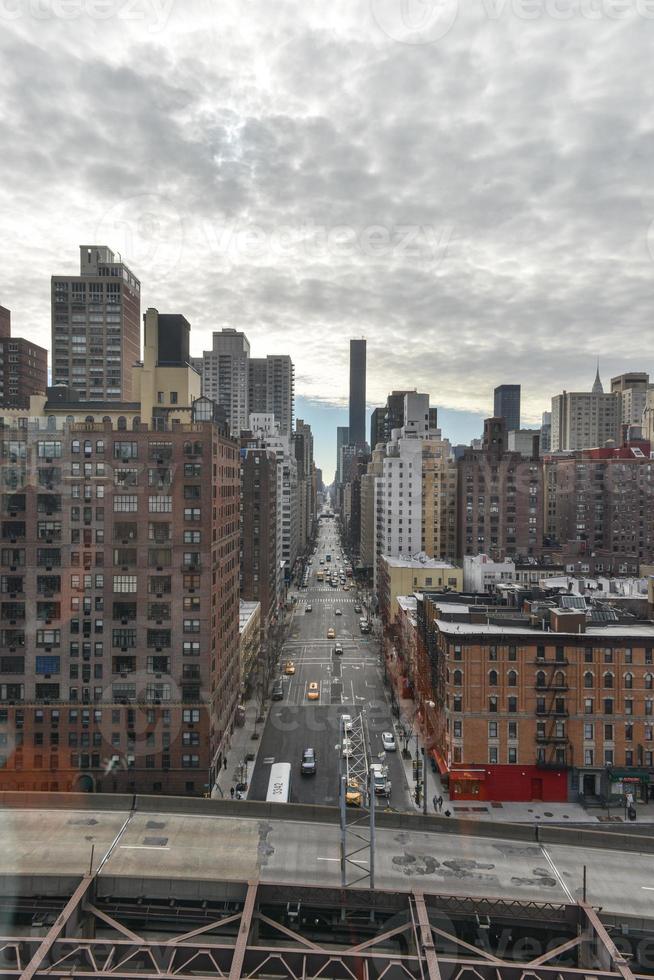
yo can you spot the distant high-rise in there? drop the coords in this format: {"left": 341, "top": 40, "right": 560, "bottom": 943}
{"left": 336, "top": 425, "right": 349, "bottom": 484}
{"left": 493, "top": 384, "right": 521, "bottom": 433}
{"left": 370, "top": 407, "right": 385, "bottom": 449}
{"left": 51, "top": 245, "right": 141, "bottom": 401}
{"left": 248, "top": 355, "right": 295, "bottom": 436}
{"left": 349, "top": 338, "right": 366, "bottom": 447}
{"left": 199, "top": 328, "right": 250, "bottom": 436}
{"left": 551, "top": 369, "right": 621, "bottom": 452}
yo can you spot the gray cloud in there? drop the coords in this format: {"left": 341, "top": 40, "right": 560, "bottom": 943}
{"left": 1, "top": 0, "right": 653, "bottom": 469}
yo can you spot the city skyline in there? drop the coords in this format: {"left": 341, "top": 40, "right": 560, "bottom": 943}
{"left": 2, "top": 2, "right": 654, "bottom": 477}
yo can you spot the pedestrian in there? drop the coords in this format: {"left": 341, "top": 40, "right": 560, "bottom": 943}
{"left": 230, "top": 786, "right": 235, "bottom": 799}
{"left": 433, "top": 794, "right": 439, "bottom": 813}
{"left": 444, "top": 809, "right": 450, "bottom": 818}
{"left": 437, "top": 795, "right": 443, "bottom": 812}
{"left": 223, "top": 757, "right": 228, "bottom": 771}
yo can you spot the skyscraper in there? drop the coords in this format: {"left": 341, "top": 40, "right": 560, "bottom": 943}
{"left": 493, "top": 384, "right": 521, "bottom": 433}
{"left": 336, "top": 425, "right": 349, "bottom": 484}
{"left": 550, "top": 369, "right": 621, "bottom": 452}
{"left": 349, "top": 338, "right": 366, "bottom": 447}
{"left": 199, "top": 328, "right": 250, "bottom": 436}
{"left": 248, "top": 355, "right": 295, "bottom": 436}
{"left": 51, "top": 245, "right": 141, "bottom": 401}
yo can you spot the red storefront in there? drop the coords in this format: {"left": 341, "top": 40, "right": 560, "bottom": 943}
{"left": 449, "top": 764, "right": 568, "bottom": 802}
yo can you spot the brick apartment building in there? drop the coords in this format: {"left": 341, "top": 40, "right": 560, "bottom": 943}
{"left": 0, "top": 306, "right": 48, "bottom": 408}
{"left": 457, "top": 418, "right": 544, "bottom": 561}
{"left": 0, "top": 309, "right": 240, "bottom": 796}
{"left": 239, "top": 441, "right": 278, "bottom": 637}
{"left": 400, "top": 594, "right": 654, "bottom": 803}
{"left": 544, "top": 442, "right": 654, "bottom": 562}
{"left": 0, "top": 413, "right": 239, "bottom": 795}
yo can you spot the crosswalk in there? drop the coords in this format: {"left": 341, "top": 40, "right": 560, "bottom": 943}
{"left": 297, "top": 595, "right": 360, "bottom": 604}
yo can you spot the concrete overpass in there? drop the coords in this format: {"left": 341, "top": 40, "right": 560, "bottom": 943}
{"left": 1, "top": 793, "right": 654, "bottom": 979}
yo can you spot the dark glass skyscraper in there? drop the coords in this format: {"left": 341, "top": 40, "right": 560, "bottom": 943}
{"left": 349, "top": 338, "right": 366, "bottom": 447}
{"left": 493, "top": 384, "right": 521, "bottom": 433}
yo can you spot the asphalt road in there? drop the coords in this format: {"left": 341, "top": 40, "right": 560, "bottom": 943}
{"left": 248, "top": 520, "right": 410, "bottom": 808}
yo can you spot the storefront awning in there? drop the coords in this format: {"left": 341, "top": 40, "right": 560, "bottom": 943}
{"left": 430, "top": 749, "right": 448, "bottom": 775}
{"left": 609, "top": 770, "right": 651, "bottom": 783}
{"left": 450, "top": 769, "right": 486, "bottom": 782}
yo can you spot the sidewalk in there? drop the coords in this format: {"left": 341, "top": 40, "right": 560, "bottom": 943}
{"left": 212, "top": 697, "right": 267, "bottom": 800}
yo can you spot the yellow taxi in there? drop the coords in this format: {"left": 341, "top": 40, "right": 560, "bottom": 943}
{"left": 284, "top": 660, "right": 295, "bottom": 675}
{"left": 327, "top": 627, "right": 335, "bottom": 639}
{"left": 345, "top": 778, "right": 362, "bottom": 807}
{"left": 307, "top": 681, "right": 320, "bottom": 701}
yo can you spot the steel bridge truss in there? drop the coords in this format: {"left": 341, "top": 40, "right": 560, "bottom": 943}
{"left": 0, "top": 875, "right": 649, "bottom": 980}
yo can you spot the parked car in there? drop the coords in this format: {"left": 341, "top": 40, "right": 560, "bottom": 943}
{"left": 341, "top": 713, "right": 353, "bottom": 733}
{"left": 301, "top": 747, "right": 316, "bottom": 775}
{"left": 354, "top": 604, "right": 362, "bottom": 613}
{"left": 341, "top": 738, "right": 353, "bottom": 757}
{"left": 271, "top": 678, "right": 284, "bottom": 701}
{"left": 382, "top": 731, "right": 396, "bottom": 751}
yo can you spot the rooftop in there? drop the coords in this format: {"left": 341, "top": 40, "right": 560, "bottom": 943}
{"left": 382, "top": 554, "right": 458, "bottom": 570}
{"left": 436, "top": 619, "right": 654, "bottom": 638}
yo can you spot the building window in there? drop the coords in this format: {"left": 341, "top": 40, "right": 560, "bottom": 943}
{"left": 507, "top": 670, "right": 517, "bottom": 687}
{"left": 488, "top": 721, "right": 498, "bottom": 738}
{"left": 489, "top": 670, "right": 498, "bottom": 686}
{"left": 489, "top": 746, "right": 498, "bottom": 764}
{"left": 508, "top": 747, "right": 517, "bottom": 764}
{"left": 148, "top": 496, "right": 172, "bottom": 513}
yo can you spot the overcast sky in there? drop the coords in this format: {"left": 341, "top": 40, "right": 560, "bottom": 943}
{"left": 1, "top": 0, "right": 653, "bottom": 477}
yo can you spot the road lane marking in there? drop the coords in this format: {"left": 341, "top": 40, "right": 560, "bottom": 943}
{"left": 540, "top": 845, "right": 574, "bottom": 902}
{"left": 642, "top": 886, "right": 654, "bottom": 890}
{"left": 121, "top": 845, "right": 170, "bottom": 850}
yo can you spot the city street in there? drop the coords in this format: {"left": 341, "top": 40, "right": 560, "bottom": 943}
{"left": 248, "top": 518, "right": 412, "bottom": 808}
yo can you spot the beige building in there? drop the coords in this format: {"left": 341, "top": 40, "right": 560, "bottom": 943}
{"left": 550, "top": 369, "right": 621, "bottom": 452}
{"left": 421, "top": 432, "right": 457, "bottom": 561}
{"left": 360, "top": 444, "right": 384, "bottom": 569}
{"left": 378, "top": 554, "right": 462, "bottom": 625}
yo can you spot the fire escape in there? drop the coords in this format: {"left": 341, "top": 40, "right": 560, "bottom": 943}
{"left": 534, "top": 655, "right": 572, "bottom": 769}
